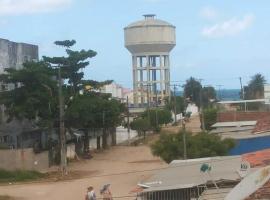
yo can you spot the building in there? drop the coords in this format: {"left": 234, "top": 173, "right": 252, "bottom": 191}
{"left": 0, "top": 38, "right": 38, "bottom": 73}
{"left": 211, "top": 112, "right": 270, "bottom": 155}
{"left": 0, "top": 39, "right": 39, "bottom": 148}
{"left": 136, "top": 156, "right": 249, "bottom": 200}
{"left": 124, "top": 14, "right": 176, "bottom": 107}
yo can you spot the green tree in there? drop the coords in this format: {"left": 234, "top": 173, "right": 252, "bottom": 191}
{"left": 203, "top": 108, "right": 218, "bottom": 130}
{"left": 141, "top": 109, "right": 172, "bottom": 131}
{"left": 244, "top": 73, "right": 266, "bottom": 100}
{"left": 184, "top": 77, "right": 202, "bottom": 107}
{"left": 151, "top": 131, "right": 235, "bottom": 163}
{"left": 66, "top": 92, "right": 125, "bottom": 150}
{"left": 202, "top": 86, "right": 216, "bottom": 108}
{"left": 165, "top": 96, "right": 186, "bottom": 115}
{"left": 0, "top": 61, "right": 58, "bottom": 127}
{"left": 130, "top": 118, "right": 151, "bottom": 139}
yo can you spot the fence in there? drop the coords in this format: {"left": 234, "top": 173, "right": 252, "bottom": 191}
{"left": 137, "top": 186, "right": 206, "bottom": 200}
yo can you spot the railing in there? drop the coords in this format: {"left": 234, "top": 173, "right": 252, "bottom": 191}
{"left": 137, "top": 186, "right": 206, "bottom": 200}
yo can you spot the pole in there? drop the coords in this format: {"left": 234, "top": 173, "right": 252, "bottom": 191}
{"left": 182, "top": 120, "right": 187, "bottom": 160}
{"left": 58, "top": 67, "right": 67, "bottom": 175}
{"left": 126, "top": 96, "right": 131, "bottom": 145}
{"left": 173, "top": 84, "right": 177, "bottom": 124}
{"left": 239, "top": 77, "right": 247, "bottom": 111}
{"left": 199, "top": 79, "right": 205, "bottom": 131}
{"left": 155, "top": 92, "right": 158, "bottom": 131}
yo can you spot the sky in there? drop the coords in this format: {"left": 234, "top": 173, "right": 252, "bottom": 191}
{"left": 0, "top": 0, "right": 270, "bottom": 89}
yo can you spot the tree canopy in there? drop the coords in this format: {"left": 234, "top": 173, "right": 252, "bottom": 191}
{"left": 184, "top": 77, "right": 202, "bottom": 107}
{"left": 0, "top": 61, "right": 58, "bottom": 127}
{"left": 244, "top": 73, "right": 266, "bottom": 99}
{"left": 151, "top": 131, "right": 235, "bottom": 163}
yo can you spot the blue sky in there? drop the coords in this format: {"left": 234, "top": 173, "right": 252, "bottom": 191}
{"left": 1, "top": 0, "right": 270, "bottom": 89}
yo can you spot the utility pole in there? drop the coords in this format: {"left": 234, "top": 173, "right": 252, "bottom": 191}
{"left": 199, "top": 79, "right": 205, "bottom": 131}
{"left": 216, "top": 85, "right": 223, "bottom": 101}
{"left": 239, "top": 77, "right": 247, "bottom": 111}
{"left": 126, "top": 96, "right": 130, "bottom": 145}
{"left": 58, "top": 67, "right": 67, "bottom": 175}
{"left": 173, "top": 84, "right": 177, "bottom": 124}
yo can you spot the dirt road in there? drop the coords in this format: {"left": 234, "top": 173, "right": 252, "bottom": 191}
{"left": 0, "top": 146, "right": 166, "bottom": 200}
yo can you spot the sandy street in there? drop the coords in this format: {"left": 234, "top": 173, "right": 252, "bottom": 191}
{"left": 0, "top": 146, "right": 167, "bottom": 200}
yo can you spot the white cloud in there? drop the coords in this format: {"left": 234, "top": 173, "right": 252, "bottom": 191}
{"left": 200, "top": 6, "right": 218, "bottom": 20}
{"left": 202, "top": 14, "right": 255, "bottom": 38}
{"left": 0, "top": 0, "right": 72, "bottom": 16}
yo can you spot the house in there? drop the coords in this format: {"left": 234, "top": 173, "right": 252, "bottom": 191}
{"left": 136, "top": 156, "right": 249, "bottom": 200}
{"left": 211, "top": 117, "right": 270, "bottom": 155}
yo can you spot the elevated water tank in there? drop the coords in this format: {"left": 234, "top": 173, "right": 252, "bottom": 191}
{"left": 124, "top": 14, "right": 176, "bottom": 54}
{"left": 124, "top": 15, "right": 176, "bottom": 106}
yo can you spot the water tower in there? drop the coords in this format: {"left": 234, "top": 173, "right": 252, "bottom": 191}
{"left": 124, "top": 14, "right": 176, "bottom": 106}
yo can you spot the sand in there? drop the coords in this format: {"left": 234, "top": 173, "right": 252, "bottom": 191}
{"left": 0, "top": 146, "right": 167, "bottom": 200}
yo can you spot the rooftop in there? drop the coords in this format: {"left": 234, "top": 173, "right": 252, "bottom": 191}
{"left": 140, "top": 156, "right": 245, "bottom": 192}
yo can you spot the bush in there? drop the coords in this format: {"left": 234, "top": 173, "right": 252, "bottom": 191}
{"left": 151, "top": 131, "right": 235, "bottom": 163}
{"left": 203, "top": 108, "right": 218, "bottom": 130}
{"left": 0, "top": 169, "right": 44, "bottom": 182}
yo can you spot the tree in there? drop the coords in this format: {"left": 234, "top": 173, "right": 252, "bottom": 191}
{"left": 0, "top": 61, "right": 58, "bottom": 126}
{"left": 141, "top": 109, "right": 172, "bottom": 131}
{"left": 201, "top": 86, "right": 216, "bottom": 108}
{"left": 151, "top": 131, "right": 235, "bottom": 163}
{"left": 130, "top": 118, "right": 151, "bottom": 139}
{"left": 244, "top": 73, "right": 266, "bottom": 99}
{"left": 165, "top": 96, "right": 186, "bottom": 115}
{"left": 43, "top": 40, "right": 97, "bottom": 173}
{"left": 184, "top": 77, "right": 202, "bottom": 107}
{"left": 203, "top": 108, "right": 218, "bottom": 130}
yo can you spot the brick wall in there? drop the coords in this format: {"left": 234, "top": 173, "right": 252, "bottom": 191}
{"left": 217, "top": 112, "right": 270, "bottom": 122}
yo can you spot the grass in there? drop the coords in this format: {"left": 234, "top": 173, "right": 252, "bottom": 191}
{"left": 0, "top": 169, "right": 44, "bottom": 183}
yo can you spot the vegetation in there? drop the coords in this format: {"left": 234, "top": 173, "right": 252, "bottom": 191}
{"left": 151, "top": 130, "right": 235, "bottom": 163}
{"left": 141, "top": 109, "right": 172, "bottom": 128}
{"left": 244, "top": 73, "right": 266, "bottom": 100}
{"left": 201, "top": 86, "right": 216, "bottom": 108}
{"left": 184, "top": 77, "right": 202, "bottom": 107}
{"left": 130, "top": 118, "right": 151, "bottom": 139}
{"left": 0, "top": 40, "right": 125, "bottom": 170}
{"left": 0, "top": 169, "right": 44, "bottom": 182}
{"left": 165, "top": 96, "right": 186, "bottom": 115}
{"left": 203, "top": 108, "right": 218, "bottom": 130}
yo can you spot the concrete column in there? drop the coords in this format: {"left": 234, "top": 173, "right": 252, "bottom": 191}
{"left": 132, "top": 55, "right": 138, "bottom": 105}
{"left": 160, "top": 55, "right": 164, "bottom": 100}
{"left": 139, "top": 57, "right": 144, "bottom": 104}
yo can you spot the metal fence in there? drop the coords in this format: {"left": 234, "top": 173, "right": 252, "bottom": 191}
{"left": 137, "top": 186, "right": 206, "bottom": 200}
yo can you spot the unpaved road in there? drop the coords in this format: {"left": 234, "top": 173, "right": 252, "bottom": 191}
{"left": 0, "top": 146, "right": 166, "bottom": 200}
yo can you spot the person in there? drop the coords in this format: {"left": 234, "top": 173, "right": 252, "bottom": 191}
{"left": 86, "top": 186, "right": 96, "bottom": 200}
{"left": 100, "top": 184, "right": 113, "bottom": 200}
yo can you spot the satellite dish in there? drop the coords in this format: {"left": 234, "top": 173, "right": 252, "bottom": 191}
{"left": 225, "top": 166, "right": 270, "bottom": 200}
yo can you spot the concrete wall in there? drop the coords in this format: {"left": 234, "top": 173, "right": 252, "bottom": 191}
{"left": 217, "top": 112, "right": 270, "bottom": 122}
{"left": 0, "top": 38, "right": 38, "bottom": 73}
{"left": 0, "top": 148, "right": 49, "bottom": 172}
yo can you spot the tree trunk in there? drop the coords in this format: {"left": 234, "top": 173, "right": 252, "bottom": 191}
{"left": 111, "top": 127, "right": 117, "bottom": 146}
{"left": 102, "top": 128, "right": 108, "bottom": 149}
{"left": 83, "top": 129, "right": 89, "bottom": 153}
{"left": 97, "top": 136, "right": 101, "bottom": 150}
{"left": 75, "top": 140, "right": 83, "bottom": 156}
